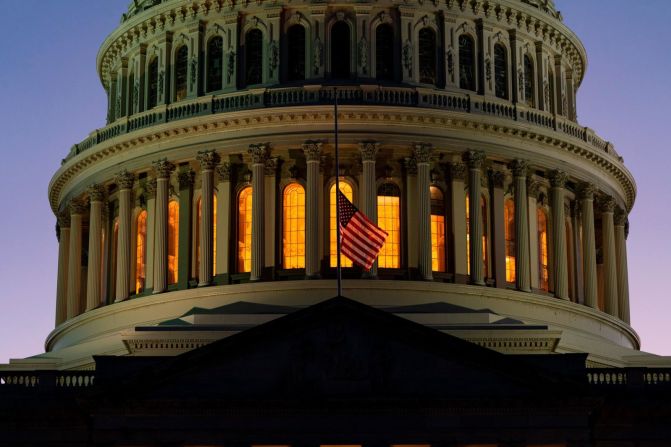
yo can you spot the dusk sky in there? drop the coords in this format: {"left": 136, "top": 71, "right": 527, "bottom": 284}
{"left": 0, "top": 0, "right": 669, "bottom": 363}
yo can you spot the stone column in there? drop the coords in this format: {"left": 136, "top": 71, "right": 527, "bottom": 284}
{"left": 264, "top": 158, "right": 278, "bottom": 270}
{"left": 466, "top": 151, "right": 486, "bottom": 286}
{"left": 490, "top": 170, "right": 507, "bottom": 289}
{"left": 359, "top": 142, "right": 380, "bottom": 277}
{"left": 152, "top": 159, "right": 175, "bottom": 294}
{"left": 114, "top": 170, "right": 135, "bottom": 302}
{"left": 197, "top": 151, "right": 220, "bottom": 286}
{"left": 66, "top": 199, "right": 87, "bottom": 319}
{"left": 415, "top": 144, "right": 433, "bottom": 281}
{"left": 579, "top": 183, "right": 598, "bottom": 309}
{"left": 215, "top": 163, "right": 232, "bottom": 277}
{"left": 550, "top": 170, "right": 569, "bottom": 300}
{"left": 249, "top": 144, "right": 268, "bottom": 281}
{"left": 144, "top": 179, "right": 157, "bottom": 292}
{"left": 55, "top": 212, "right": 70, "bottom": 325}
{"left": 177, "top": 168, "right": 195, "bottom": 290}
{"left": 86, "top": 184, "right": 106, "bottom": 311}
{"left": 510, "top": 159, "right": 531, "bottom": 292}
{"left": 404, "top": 157, "right": 418, "bottom": 271}
{"left": 615, "top": 208, "right": 631, "bottom": 323}
{"left": 303, "top": 141, "right": 322, "bottom": 278}
{"left": 527, "top": 180, "right": 540, "bottom": 291}
{"left": 601, "top": 196, "right": 619, "bottom": 318}
{"left": 450, "top": 162, "right": 468, "bottom": 283}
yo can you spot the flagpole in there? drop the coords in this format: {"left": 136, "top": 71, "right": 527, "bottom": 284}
{"left": 334, "top": 88, "right": 343, "bottom": 297}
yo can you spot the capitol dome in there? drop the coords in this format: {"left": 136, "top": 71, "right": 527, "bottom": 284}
{"left": 21, "top": 0, "right": 648, "bottom": 370}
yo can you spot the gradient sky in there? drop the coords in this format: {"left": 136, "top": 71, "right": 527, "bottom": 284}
{"left": 0, "top": 0, "right": 669, "bottom": 363}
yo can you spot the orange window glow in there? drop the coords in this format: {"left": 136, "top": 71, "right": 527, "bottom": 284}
{"left": 538, "top": 208, "right": 549, "bottom": 291}
{"left": 430, "top": 186, "right": 445, "bottom": 272}
{"left": 283, "top": 183, "right": 305, "bottom": 269}
{"left": 504, "top": 198, "right": 516, "bottom": 283}
{"left": 135, "top": 210, "right": 147, "bottom": 294}
{"left": 377, "top": 184, "right": 401, "bottom": 268}
{"left": 330, "top": 181, "right": 353, "bottom": 268}
{"left": 238, "top": 186, "right": 253, "bottom": 272}
{"left": 168, "top": 200, "right": 179, "bottom": 285}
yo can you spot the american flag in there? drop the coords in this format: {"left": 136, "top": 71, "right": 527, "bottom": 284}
{"left": 337, "top": 190, "right": 388, "bottom": 270}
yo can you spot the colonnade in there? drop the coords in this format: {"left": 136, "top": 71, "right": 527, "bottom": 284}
{"left": 53, "top": 145, "right": 631, "bottom": 327}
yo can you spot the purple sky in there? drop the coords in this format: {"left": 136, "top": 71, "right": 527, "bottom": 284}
{"left": 0, "top": 0, "right": 669, "bottom": 364}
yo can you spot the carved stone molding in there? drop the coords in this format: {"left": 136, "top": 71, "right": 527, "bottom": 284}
{"left": 216, "top": 162, "right": 232, "bottom": 182}
{"left": 464, "top": 150, "right": 486, "bottom": 169}
{"left": 87, "top": 184, "right": 106, "bottom": 203}
{"left": 527, "top": 179, "right": 541, "bottom": 199}
{"left": 489, "top": 170, "right": 506, "bottom": 188}
{"left": 549, "top": 169, "right": 568, "bottom": 188}
{"left": 614, "top": 207, "right": 627, "bottom": 226}
{"left": 69, "top": 198, "right": 88, "bottom": 215}
{"left": 57, "top": 210, "right": 71, "bottom": 228}
{"left": 403, "top": 156, "right": 418, "bottom": 176}
{"left": 145, "top": 178, "right": 157, "bottom": 196}
{"left": 177, "top": 169, "right": 196, "bottom": 188}
{"left": 248, "top": 143, "right": 269, "bottom": 164}
{"left": 359, "top": 141, "right": 380, "bottom": 162}
{"left": 196, "top": 150, "right": 221, "bottom": 170}
{"left": 450, "top": 162, "right": 467, "bottom": 181}
{"left": 115, "top": 169, "right": 135, "bottom": 190}
{"left": 302, "top": 140, "right": 323, "bottom": 162}
{"left": 578, "top": 182, "right": 596, "bottom": 200}
{"left": 264, "top": 157, "right": 279, "bottom": 176}
{"left": 152, "top": 158, "right": 176, "bottom": 179}
{"left": 509, "top": 159, "right": 529, "bottom": 177}
{"left": 599, "top": 195, "right": 616, "bottom": 213}
{"left": 412, "top": 143, "right": 433, "bottom": 164}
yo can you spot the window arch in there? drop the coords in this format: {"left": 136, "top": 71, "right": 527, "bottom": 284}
{"left": 538, "top": 208, "right": 549, "bottom": 292}
{"left": 377, "top": 183, "right": 401, "bottom": 268}
{"left": 504, "top": 198, "right": 516, "bottom": 282}
{"left": 287, "top": 25, "right": 306, "bottom": 81}
{"left": 174, "top": 46, "right": 188, "bottom": 101}
{"left": 523, "top": 54, "right": 535, "bottom": 108}
{"left": 237, "top": 186, "right": 253, "bottom": 272}
{"left": 245, "top": 29, "right": 263, "bottom": 85}
{"left": 430, "top": 186, "right": 446, "bottom": 272}
{"left": 195, "top": 195, "right": 218, "bottom": 279}
{"left": 283, "top": 183, "right": 305, "bottom": 269}
{"left": 207, "top": 36, "right": 224, "bottom": 92}
{"left": 465, "top": 193, "right": 488, "bottom": 277}
{"left": 168, "top": 200, "right": 179, "bottom": 285}
{"left": 147, "top": 57, "right": 158, "bottom": 109}
{"left": 458, "top": 34, "right": 476, "bottom": 91}
{"left": 494, "top": 44, "right": 508, "bottom": 99}
{"left": 128, "top": 70, "right": 135, "bottom": 116}
{"left": 418, "top": 27, "right": 437, "bottom": 85}
{"left": 330, "top": 181, "right": 353, "bottom": 268}
{"left": 135, "top": 210, "right": 148, "bottom": 294}
{"left": 376, "top": 24, "right": 394, "bottom": 81}
{"left": 331, "top": 21, "right": 351, "bottom": 79}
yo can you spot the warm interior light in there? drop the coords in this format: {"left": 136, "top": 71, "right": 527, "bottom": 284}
{"left": 330, "top": 181, "right": 353, "bottom": 268}
{"left": 283, "top": 183, "right": 305, "bottom": 269}
{"left": 378, "top": 194, "right": 400, "bottom": 268}
{"left": 238, "top": 186, "right": 253, "bottom": 272}
{"left": 168, "top": 200, "right": 179, "bottom": 284}
{"left": 135, "top": 210, "right": 147, "bottom": 294}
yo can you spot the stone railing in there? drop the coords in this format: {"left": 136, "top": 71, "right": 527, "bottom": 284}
{"left": 0, "top": 371, "right": 95, "bottom": 389}
{"left": 64, "top": 84, "right": 618, "bottom": 163}
{"left": 587, "top": 368, "right": 671, "bottom": 387}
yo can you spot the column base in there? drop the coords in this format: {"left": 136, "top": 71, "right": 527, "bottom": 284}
{"left": 305, "top": 273, "right": 322, "bottom": 280}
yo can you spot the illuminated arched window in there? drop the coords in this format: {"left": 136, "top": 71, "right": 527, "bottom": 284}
{"left": 330, "top": 181, "right": 353, "bottom": 268}
{"left": 418, "top": 27, "right": 437, "bottom": 85}
{"left": 135, "top": 210, "right": 148, "bottom": 294}
{"left": 195, "top": 195, "right": 218, "bottom": 279}
{"left": 128, "top": 70, "right": 135, "bottom": 116}
{"left": 504, "top": 198, "right": 516, "bottom": 282}
{"left": 458, "top": 34, "right": 475, "bottom": 91}
{"left": 237, "top": 186, "right": 253, "bottom": 272}
{"left": 245, "top": 29, "right": 263, "bottom": 85}
{"left": 283, "top": 183, "right": 305, "bottom": 269}
{"left": 494, "top": 43, "right": 508, "bottom": 100}
{"left": 287, "top": 25, "right": 306, "bottom": 81}
{"left": 524, "top": 54, "right": 535, "bottom": 108}
{"left": 465, "top": 193, "right": 488, "bottom": 277}
{"left": 331, "top": 21, "right": 351, "bottom": 79}
{"left": 377, "top": 183, "right": 401, "bottom": 268}
{"left": 174, "top": 46, "right": 188, "bottom": 101}
{"left": 430, "top": 186, "right": 446, "bottom": 272}
{"left": 538, "top": 208, "right": 549, "bottom": 292}
{"left": 147, "top": 57, "right": 158, "bottom": 109}
{"left": 207, "top": 36, "right": 224, "bottom": 92}
{"left": 168, "top": 200, "right": 179, "bottom": 285}
{"left": 376, "top": 24, "right": 394, "bottom": 81}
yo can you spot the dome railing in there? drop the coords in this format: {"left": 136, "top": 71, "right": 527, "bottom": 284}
{"left": 65, "top": 84, "right": 618, "bottom": 163}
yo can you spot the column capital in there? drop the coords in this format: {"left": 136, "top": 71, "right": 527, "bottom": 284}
{"left": 614, "top": 207, "right": 627, "bottom": 226}
{"left": 144, "top": 178, "right": 157, "bottom": 195}
{"left": 403, "top": 157, "right": 418, "bottom": 176}
{"left": 57, "top": 210, "right": 71, "bottom": 228}
{"left": 464, "top": 150, "right": 486, "bottom": 169}
{"left": 450, "top": 162, "right": 467, "bottom": 181}
{"left": 177, "top": 168, "right": 196, "bottom": 188}
{"left": 359, "top": 141, "right": 380, "bottom": 161}
{"left": 248, "top": 143, "right": 269, "bottom": 164}
{"left": 264, "top": 157, "right": 279, "bottom": 176}
{"left": 115, "top": 170, "right": 135, "bottom": 190}
{"left": 216, "top": 162, "right": 232, "bottom": 182}
{"left": 509, "top": 159, "right": 529, "bottom": 177}
{"left": 302, "top": 140, "right": 323, "bottom": 161}
{"left": 152, "top": 158, "right": 176, "bottom": 179}
{"left": 549, "top": 169, "right": 568, "bottom": 188}
{"left": 578, "top": 182, "right": 596, "bottom": 200}
{"left": 527, "top": 179, "right": 541, "bottom": 199}
{"left": 489, "top": 169, "right": 506, "bottom": 188}
{"left": 412, "top": 143, "right": 433, "bottom": 164}
{"left": 87, "top": 184, "right": 106, "bottom": 203}
{"left": 599, "top": 195, "right": 617, "bottom": 213}
{"left": 196, "top": 150, "right": 221, "bottom": 171}
{"left": 69, "top": 198, "right": 88, "bottom": 215}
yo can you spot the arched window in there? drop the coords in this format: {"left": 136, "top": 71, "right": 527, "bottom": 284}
{"left": 459, "top": 34, "right": 475, "bottom": 91}
{"left": 523, "top": 54, "right": 535, "bottom": 108}
{"left": 245, "top": 29, "right": 263, "bottom": 85}
{"left": 418, "top": 27, "right": 437, "bottom": 85}
{"left": 330, "top": 181, "right": 353, "bottom": 268}
{"left": 504, "top": 198, "right": 516, "bottom": 282}
{"left": 465, "top": 193, "right": 488, "bottom": 277}
{"left": 377, "top": 183, "right": 401, "bottom": 268}
{"left": 283, "top": 183, "right": 305, "bottom": 269}
{"left": 287, "top": 25, "right": 306, "bottom": 81}
{"left": 128, "top": 70, "right": 135, "bottom": 116}
{"left": 135, "top": 210, "right": 147, "bottom": 294}
{"left": 538, "top": 208, "right": 549, "bottom": 292}
{"left": 207, "top": 36, "right": 224, "bottom": 92}
{"left": 168, "top": 200, "right": 179, "bottom": 285}
{"left": 430, "top": 186, "right": 446, "bottom": 272}
{"left": 331, "top": 21, "right": 351, "bottom": 79}
{"left": 174, "top": 46, "right": 188, "bottom": 101}
{"left": 494, "top": 44, "right": 508, "bottom": 100}
{"left": 237, "top": 186, "right": 253, "bottom": 272}
{"left": 376, "top": 24, "right": 394, "bottom": 81}
{"left": 195, "top": 195, "right": 218, "bottom": 279}
{"left": 147, "top": 57, "right": 159, "bottom": 109}
{"left": 548, "top": 68, "right": 556, "bottom": 113}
